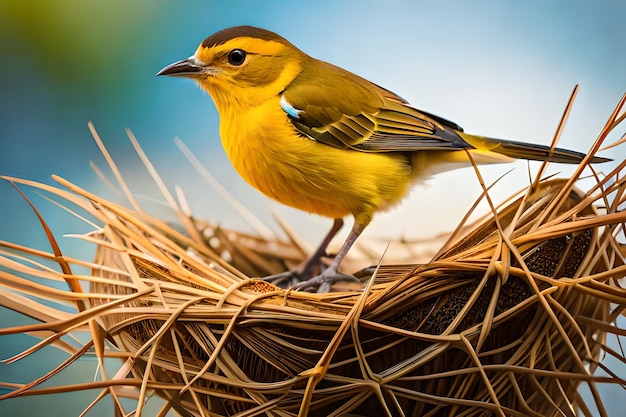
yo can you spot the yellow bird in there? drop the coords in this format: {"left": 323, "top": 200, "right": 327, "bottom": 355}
{"left": 158, "top": 25, "right": 608, "bottom": 292}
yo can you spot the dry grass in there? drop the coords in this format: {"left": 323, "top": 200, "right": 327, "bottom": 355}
{"left": 1, "top": 88, "right": 625, "bottom": 416}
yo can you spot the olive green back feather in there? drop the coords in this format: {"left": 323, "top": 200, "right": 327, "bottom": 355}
{"left": 282, "top": 59, "right": 472, "bottom": 152}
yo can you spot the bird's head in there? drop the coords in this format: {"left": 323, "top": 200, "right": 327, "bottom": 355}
{"left": 158, "top": 26, "right": 306, "bottom": 111}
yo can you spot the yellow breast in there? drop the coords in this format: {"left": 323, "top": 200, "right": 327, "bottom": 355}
{"left": 219, "top": 97, "right": 414, "bottom": 224}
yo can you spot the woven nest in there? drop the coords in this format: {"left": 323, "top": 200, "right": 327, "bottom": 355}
{"left": 1, "top": 91, "right": 625, "bottom": 417}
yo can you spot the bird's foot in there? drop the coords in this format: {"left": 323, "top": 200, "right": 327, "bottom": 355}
{"left": 263, "top": 258, "right": 327, "bottom": 288}
{"left": 263, "top": 269, "right": 307, "bottom": 288}
{"left": 292, "top": 270, "right": 361, "bottom": 293}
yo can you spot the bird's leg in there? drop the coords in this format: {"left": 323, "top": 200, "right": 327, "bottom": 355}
{"left": 263, "top": 218, "right": 344, "bottom": 287}
{"left": 293, "top": 220, "right": 366, "bottom": 293}
{"left": 300, "top": 218, "right": 344, "bottom": 277}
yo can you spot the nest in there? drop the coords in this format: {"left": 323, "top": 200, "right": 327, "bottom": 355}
{"left": 1, "top": 90, "right": 625, "bottom": 417}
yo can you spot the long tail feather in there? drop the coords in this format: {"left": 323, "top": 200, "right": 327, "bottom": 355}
{"left": 459, "top": 133, "right": 611, "bottom": 164}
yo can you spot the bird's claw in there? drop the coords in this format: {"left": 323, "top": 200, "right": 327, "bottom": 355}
{"left": 263, "top": 259, "right": 328, "bottom": 288}
{"left": 291, "top": 271, "right": 360, "bottom": 293}
{"left": 262, "top": 270, "right": 304, "bottom": 288}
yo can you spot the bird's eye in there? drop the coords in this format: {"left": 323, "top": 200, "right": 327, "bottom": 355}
{"left": 228, "top": 49, "right": 246, "bottom": 66}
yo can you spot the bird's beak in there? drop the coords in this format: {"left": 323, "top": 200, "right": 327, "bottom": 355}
{"left": 156, "top": 57, "right": 204, "bottom": 77}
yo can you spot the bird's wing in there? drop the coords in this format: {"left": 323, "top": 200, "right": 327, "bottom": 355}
{"left": 281, "top": 62, "right": 472, "bottom": 152}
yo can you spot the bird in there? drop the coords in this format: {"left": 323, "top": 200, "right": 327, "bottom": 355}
{"left": 157, "top": 25, "right": 609, "bottom": 292}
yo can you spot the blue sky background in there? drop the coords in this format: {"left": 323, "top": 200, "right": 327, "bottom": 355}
{"left": 1, "top": 1, "right": 624, "bottom": 415}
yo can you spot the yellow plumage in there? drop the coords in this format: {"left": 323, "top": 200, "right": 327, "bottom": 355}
{"left": 158, "top": 25, "right": 608, "bottom": 292}
{"left": 221, "top": 95, "right": 412, "bottom": 223}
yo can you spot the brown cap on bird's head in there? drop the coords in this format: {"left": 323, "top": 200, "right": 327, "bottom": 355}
{"left": 200, "top": 25, "right": 293, "bottom": 49}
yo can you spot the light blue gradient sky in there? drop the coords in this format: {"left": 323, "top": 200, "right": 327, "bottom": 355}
{"left": 1, "top": 1, "right": 624, "bottom": 415}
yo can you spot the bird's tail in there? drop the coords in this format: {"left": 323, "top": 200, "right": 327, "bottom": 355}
{"left": 458, "top": 132, "right": 611, "bottom": 164}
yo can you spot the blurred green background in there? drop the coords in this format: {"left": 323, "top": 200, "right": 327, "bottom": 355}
{"left": 1, "top": 0, "right": 624, "bottom": 415}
